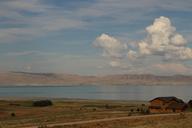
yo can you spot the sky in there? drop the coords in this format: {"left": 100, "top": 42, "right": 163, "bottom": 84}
{"left": 0, "top": 0, "right": 192, "bottom": 75}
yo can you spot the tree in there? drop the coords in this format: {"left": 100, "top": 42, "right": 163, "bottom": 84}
{"left": 33, "top": 100, "right": 53, "bottom": 107}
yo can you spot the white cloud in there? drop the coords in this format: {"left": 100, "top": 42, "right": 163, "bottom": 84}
{"left": 5, "top": 51, "right": 57, "bottom": 56}
{"left": 41, "top": 18, "right": 86, "bottom": 31}
{"left": 171, "top": 34, "right": 187, "bottom": 46}
{"left": 94, "top": 33, "right": 127, "bottom": 58}
{"left": 109, "top": 61, "right": 121, "bottom": 67}
{"left": 109, "top": 60, "right": 130, "bottom": 69}
{"left": 136, "top": 16, "right": 192, "bottom": 60}
{"left": 93, "top": 33, "right": 129, "bottom": 68}
{"left": 138, "top": 41, "right": 151, "bottom": 55}
{"left": 127, "top": 50, "right": 138, "bottom": 60}
{"left": 6, "top": 51, "right": 38, "bottom": 56}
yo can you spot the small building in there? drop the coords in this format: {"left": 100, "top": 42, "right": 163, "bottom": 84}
{"left": 149, "top": 96, "right": 187, "bottom": 113}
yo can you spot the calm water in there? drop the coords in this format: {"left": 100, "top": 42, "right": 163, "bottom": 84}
{"left": 0, "top": 85, "right": 191, "bottom": 101}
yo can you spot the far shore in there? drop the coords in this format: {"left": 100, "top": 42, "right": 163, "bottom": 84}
{"left": 0, "top": 82, "right": 191, "bottom": 86}
{"left": 0, "top": 72, "right": 192, "bottom": 86}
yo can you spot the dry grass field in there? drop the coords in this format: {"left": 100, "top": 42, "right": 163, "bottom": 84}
{"left": 0, "top": 99, "right": 191, "bottom": 128}
{"left": 51, "top": 113, "right": 192, "bottom": 128}
{"left": 0, "top": 99, "right": 148, "bottom": 128}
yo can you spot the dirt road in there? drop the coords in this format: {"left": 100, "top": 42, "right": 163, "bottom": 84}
{"left": 25, "top": 112, "right": 191, "bottom": 128}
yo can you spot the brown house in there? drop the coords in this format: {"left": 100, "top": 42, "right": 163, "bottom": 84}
{"left": 149, "top": 97, "right": 187, "bottom": 113}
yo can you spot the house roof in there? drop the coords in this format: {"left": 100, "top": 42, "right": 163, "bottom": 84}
{"left": 150, "top": 96, "right": 184, "bottom": 103}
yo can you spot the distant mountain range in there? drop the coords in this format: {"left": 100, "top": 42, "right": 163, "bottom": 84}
{"left": 0, "top": 71, "right": 192, "bottom": 86}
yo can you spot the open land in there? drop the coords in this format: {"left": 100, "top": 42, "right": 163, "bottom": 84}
{"left": 0, "top": 99, "right": 191, "bottom": 128}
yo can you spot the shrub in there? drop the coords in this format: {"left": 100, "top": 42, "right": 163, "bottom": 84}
{"left": 130, "top": 109, "right": 134, "bottom": 112}
{"left": 92, "top": 108, "right": 97, "bottom": 111}
{"left": 33, "top": 100, "right": 53, "bottom": 107}
{"left": 146, "top": 109, "right": 150, "bottom": 114}
{"left": 142, "top": 109, "right": 150, "bottom": 115}
{"left": 137, "top": 108, "right": 140, "bottom": 112}
{"left": 11, "top": 112, "right": 16, "bottom": 117}
{"left": 105, "top": 104, "right": 110, "bottom": 109}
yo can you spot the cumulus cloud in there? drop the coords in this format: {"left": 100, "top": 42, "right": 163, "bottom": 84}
{"left": 94, "top": 33, "right": 127, "bottom": 58}
{"left": 138, "top": 41, "right": 151, "bottom": 55}
{"left": 127, "top": 50, "right": 138, "bottom": 60}
{"left": 93, "top": 33, "right": 129, "bottom": 68}
{"left": 136, "top": 16, "right": 192, "bottom": 60}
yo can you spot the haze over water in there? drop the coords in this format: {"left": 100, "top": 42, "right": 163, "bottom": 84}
{"left": 0, "top": 85, "right": 191, "bottom": 102}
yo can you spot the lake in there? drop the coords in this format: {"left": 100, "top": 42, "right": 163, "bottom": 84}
{"left": 0, "top": 85, "right": 191, "bottom": 101}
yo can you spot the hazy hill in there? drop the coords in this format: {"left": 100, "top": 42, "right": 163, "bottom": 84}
{"left": 0, "top": 72, "right": 192, "bottom": 86}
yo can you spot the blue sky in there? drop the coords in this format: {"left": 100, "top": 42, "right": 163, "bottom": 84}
{"left": 0, "top": 0, "right": 192, "bottom": 75}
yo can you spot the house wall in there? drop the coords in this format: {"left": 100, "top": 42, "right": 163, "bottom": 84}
{"left": 149, "top": 108, "right": 161, "bottom": 113}
{"left": 150, "top": 99, "right": 164, "bottom": 106}
{"left": 166, "top": 108, "right": 184, "bottom": 113}
{"left": 149, "top": 99, "right": 184, "bottom": 113}
{"left": 175, "top": 109, "right": 183, "bottom": 113}
{"left": 149, "top": 108, "right": 183, "bottom": 113}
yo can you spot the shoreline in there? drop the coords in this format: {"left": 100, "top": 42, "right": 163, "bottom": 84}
{"left": 0, "top": 96, "right": 189, "bottom": 103}
{"left": 0, "top": 97, "right": 148, "bottom": 103}
{"left": 0, "top": 83, "right": 191, "bottom": 86}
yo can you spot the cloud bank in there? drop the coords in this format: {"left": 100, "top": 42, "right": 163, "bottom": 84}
{"left": 0, "top": 0, "right": 87, "bottom": 43}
